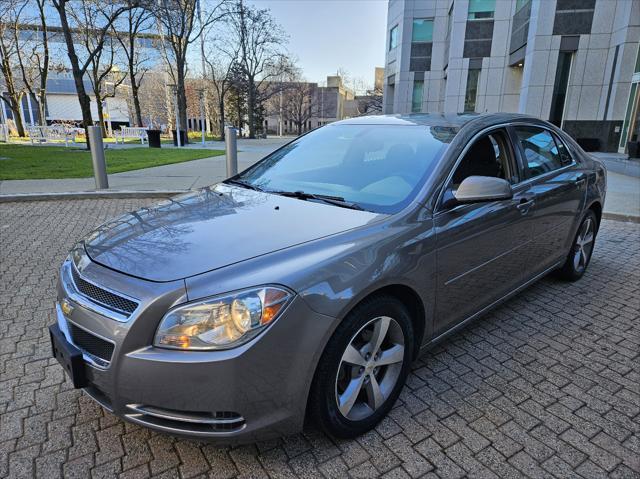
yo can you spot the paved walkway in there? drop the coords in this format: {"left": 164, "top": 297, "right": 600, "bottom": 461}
{"left": 0, "top": 199, "right": 638, "bottom": 478}
{"left": 606, "top": 171, "right": 640, "bottom": 219}
{"left": 0, "top": 138, "right": 290, "bottom": 194}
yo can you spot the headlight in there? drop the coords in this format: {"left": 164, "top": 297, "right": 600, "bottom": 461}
{"left": 154, "top": 286, "right": 293, "bottom": 350}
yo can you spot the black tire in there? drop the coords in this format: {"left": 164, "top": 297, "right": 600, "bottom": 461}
{"left": 555, "top": 210, "right": 598, "bottom": 281}
{"left": 308, "top": 295, "right": 414, "bottom": 438}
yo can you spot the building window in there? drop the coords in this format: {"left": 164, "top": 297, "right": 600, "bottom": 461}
{"left": 412, "top": 19, "right": 433, "bottom": 42}
{"left": 515, "top": 0, "right": 529, "bottom": 13}
{"left": 620, "top": 83, "right": 639, "bottom": 149}
{"left": 468, "top": 0, "right": 495, "bottom": 19}
{"left": 412, "top": 80, "right": 424, "bottom": 112}
{"left": 389, "top": 25, "right": 398, "bottom": 50}
{"left": 410, "top": 18, "right": 433, "bottom": 72}
{"left": 464, "top": 68, "right": 480, "bottom": 112}
{"left": 549, "top": 51, "right": 573, "bottom": 127}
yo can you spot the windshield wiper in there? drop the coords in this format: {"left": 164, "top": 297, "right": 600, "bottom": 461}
{"left": 225, "top": 178, "right": 264, "bottom": 191}
{"left": 273, "top": 190, "right": 364, "bottom": 211}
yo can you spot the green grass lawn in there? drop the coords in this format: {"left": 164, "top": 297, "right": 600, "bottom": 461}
{"left": 0, "top": 144, "right": 225, "bottom": 180}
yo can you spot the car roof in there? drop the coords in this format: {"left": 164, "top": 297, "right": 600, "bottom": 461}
{"left": 334, "top": 112, "right": 540, "bottom": 129}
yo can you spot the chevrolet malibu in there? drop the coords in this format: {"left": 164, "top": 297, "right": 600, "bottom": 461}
{"left": 50, "top": 113, "right": 606, "bottom": 442}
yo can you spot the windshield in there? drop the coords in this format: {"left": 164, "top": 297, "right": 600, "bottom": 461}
{"left": 234, "top": 124, "right": 455, "bottom": 213}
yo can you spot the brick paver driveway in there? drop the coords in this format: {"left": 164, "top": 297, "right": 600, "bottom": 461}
{"left": 1, "top": 199, "right": 639, "bottom": 479}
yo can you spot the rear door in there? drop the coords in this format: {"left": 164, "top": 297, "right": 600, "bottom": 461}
{"left": 508, "top": 125, "right": 586, "bottom": 274}
{"left": 433, "top": 128, "right": 533, "bottom": 336}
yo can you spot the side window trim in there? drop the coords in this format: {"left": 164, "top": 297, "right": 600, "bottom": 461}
{"left": 551, "top": 131, "right": 574, "bottom": 166}
{"left": 435, "top": 126, "right": 519, "bottom": 214}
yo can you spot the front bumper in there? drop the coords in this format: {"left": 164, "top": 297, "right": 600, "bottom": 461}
{"left": 54, "top": 256, "right": 336, "bottom": 443}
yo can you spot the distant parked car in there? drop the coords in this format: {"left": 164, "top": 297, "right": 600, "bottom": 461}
{"left": 50, "top": 113, "right": 606, "bottom": 442}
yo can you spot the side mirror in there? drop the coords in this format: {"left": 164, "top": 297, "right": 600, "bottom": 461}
{"left": 453, "top": 176, "right": 513, "bottom": 203}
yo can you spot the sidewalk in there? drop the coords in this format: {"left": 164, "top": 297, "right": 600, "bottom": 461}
{"left": 0, "top": 138, "right": 289, "bottom": 194}
{"left": 606, "top": 171, "right": 640, "bottom": 219}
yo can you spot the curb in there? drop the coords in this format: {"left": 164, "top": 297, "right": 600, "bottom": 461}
{"left": 0, "top": 190, "right": 187, "bottom": 202}
{"left": 602, "top": 212, "right": 640, "bottom": 224}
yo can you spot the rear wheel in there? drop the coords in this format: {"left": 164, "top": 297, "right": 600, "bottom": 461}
{"left": 309, "top": 296, "right": 413, "bottom": 438}
{"left": 556, "top": 210, "right": 597, "bottom": 281}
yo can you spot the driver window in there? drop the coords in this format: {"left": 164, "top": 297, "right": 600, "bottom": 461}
{"left": 451, "top": 130, "right": 514, "bottom": 188}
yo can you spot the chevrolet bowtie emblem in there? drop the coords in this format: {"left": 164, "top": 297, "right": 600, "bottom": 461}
{"left": 60, "top": 298, "right": 74, "bottom": 316}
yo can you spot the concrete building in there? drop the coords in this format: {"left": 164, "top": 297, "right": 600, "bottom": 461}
{"left": 262, "top": 75, "right": 356, "bottom": 135}
{"left": 1, "top": 73, "right": 130, "bottom": 131}
{"left": 1, "top": 22, "right": 162, "bottom": 131}
{"left": 383, "top": 0, "right": 640, "bottom": 152}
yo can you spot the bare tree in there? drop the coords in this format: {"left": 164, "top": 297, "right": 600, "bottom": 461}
{"left": 52, "top": 0, "right": 134, "bottom": 144}
{"left": 137, "top": 69, "right": 169, "bottom": 128}
{"left": 152, "top": 0, "right": 227, "bottom": 141}
{"left": 115, "top": 0, "right": 154, "bottom": 127}
{"left": 68, "top": 4, "right": 129, "bottom": 137}
{"left": 283, "top": 81, "right": 317, "bottom": 136}
{"left": 0, "top": 0, "right": 27, "bottom": 136}
{"left": 227, "top": 0, "right": 289, "bottom": 138}
{"left": 12, "top": 0, "right": 50, "bottom": 127}
{"left": 202, "top": 20, "right": 240, "bottom": 140}
{"left": 355, "top": 85, "right": 383, "bottom": 116}
{"left": 88, "top": 38, "right": 128, "bottom": 137}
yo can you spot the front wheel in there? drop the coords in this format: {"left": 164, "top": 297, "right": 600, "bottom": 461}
{"left": 556, "top": 210, "right": 598, "bottom": 281}
{"left": 308, "top": 296, "right": 414, "bottom": 438}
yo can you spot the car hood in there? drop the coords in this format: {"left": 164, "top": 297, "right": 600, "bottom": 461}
{"left": 83, "top": 184, "right": 381, "bottom": 282}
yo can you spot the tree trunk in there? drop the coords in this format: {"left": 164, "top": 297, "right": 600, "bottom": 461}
{"left": 54, "top": 0, "right": 93, "bottom": 147}
{"left": 128, "top": 54, "right": 143, "bottom": 126}
{"left": 38, "top": 91, "right": 47, "bottom": 126}
{"left": 218, "top": 97, "right": 226, "bottom": 141}
{"left": 131, "top": 83, "right": 143, "bottom": 127}
{"left": 0, "top": 54, "right": 26, "bottom": 136}
{"left": 96, "top": 99, "right": 107, "bottom": 137}
{"left": 247, "top": 80, "right": 256, "bottom": 139}
{"left": 7, "top": 96, "right": 25, "bottom": 137}
{"left": 37, "top": 0, "right": 49, "bottom": 126}
{"left": 176, "top": 60, "right": 188, "bottom": 143}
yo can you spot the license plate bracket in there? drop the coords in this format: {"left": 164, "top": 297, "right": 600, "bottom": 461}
{"left": 49, "top": 324, "right": 88, "bottom": 388}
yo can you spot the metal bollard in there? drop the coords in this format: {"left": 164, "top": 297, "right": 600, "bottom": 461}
{"left": 88, "top": 126, "right": 109, "bottom": 189}
{"left": 225, "top": 126, "right": 238, "bottom": 177}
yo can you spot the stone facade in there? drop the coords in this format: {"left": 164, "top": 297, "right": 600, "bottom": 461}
{"left": 383, "top": 0, "right": 640, "bottom": 152}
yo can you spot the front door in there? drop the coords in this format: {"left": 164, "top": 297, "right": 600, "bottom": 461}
{"left": 433, "top": 128, "right": 532, "bottom": 336}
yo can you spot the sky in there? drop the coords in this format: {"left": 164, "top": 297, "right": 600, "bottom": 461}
{"left": 247, "top": 0, "right": 388, "bottom": 90}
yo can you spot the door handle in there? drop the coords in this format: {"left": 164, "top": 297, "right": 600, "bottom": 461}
{"left": 516, "top": 197, "right": 535, "bottom": 215}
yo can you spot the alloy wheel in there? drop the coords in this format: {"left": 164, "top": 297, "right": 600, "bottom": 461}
{"left": 573, "top": 217, "right": 595, "bottom": 273}
{"left": 335, "top": 316, "right": 405, "bottom": 421}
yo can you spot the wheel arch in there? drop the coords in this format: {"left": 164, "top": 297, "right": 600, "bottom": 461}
{"left": 587, "top": 200, "right": 602, "bottom": 230}
{"left": 343, "top": 283, "right": 427, "bottom": 360}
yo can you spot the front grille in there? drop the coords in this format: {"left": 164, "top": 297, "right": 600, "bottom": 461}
{"left": 69, "top": 323, "right": 114, "bottom": 364}
{"left": 71, "top": 265, "right": 138, "bottom": 316}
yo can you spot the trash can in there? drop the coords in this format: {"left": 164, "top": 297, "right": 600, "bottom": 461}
{"left": 172, "top": 129, "right": 187, "bottom": 146}
{"left": 147, "top": 129, "right": 161, "bottom": 148}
